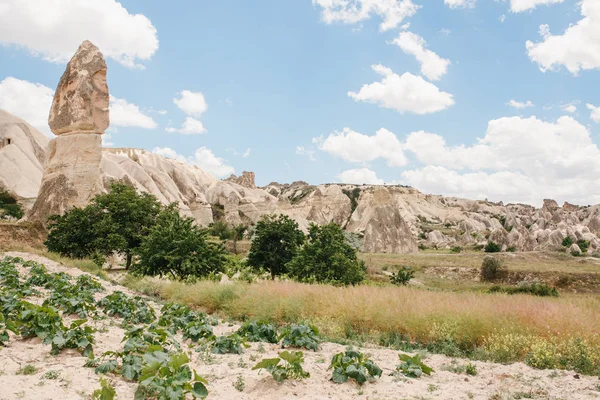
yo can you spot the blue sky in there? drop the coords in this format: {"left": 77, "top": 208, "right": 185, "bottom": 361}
{"left": 1, "top": 0, "right": 600, "bottom": 205}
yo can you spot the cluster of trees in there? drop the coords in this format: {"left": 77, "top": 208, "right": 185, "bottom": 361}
{"left": 0, "top": 189, "right": 24, "bottom": 220}
{"left": 248, "top": 215, "right": 366, "bottom": 285}
{"left": 46, "top": 183, "right": 366, "bottom": 285}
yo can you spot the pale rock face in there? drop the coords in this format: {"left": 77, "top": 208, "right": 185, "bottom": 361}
{"left": 29, "top": 41, "right": 107, "bottom": 223}
{"left": 0, "top": 110, "right": 49, "bottom": 209}
{"left": 48, "top": 41, "right": 109, "bottom": 135}
{"left": 225, "top": 171, "right": 256, "bottom": 189}
{"left": 569, "top": 243, "right": 582, "bottom": 254}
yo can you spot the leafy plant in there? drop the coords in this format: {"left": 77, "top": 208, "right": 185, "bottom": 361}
{"left": 92, "top": 377, "right": 116, "bottom": 400}
{"left": 576, "top": 239, "right": 590, "bottom": 253}
{"left": 484, "top": 241, "right": 501, "bottom": 253}
{"left": 17, "top": 364, "right": 37, "bottom": 375}
{"left": 0, "top": 189, "right": 24, "bottom": 219}
{"left": 329, "top": 350, "right": 382, "bottom": 385}
{"left": 252, "top": 351, "right": 309, "bottom": 382}
{"left": 279, "top": 323, "right": 320, "bottom": 351}
{"left": 237, "top": 320, "right": 278, "bottom": 343}
{"left": 465, "top": 363, "right": 477, "bottom": 376}
{"left": 43, "top": 289, "right": 97, "bottom": 318}
{"left": 135, "top": 351, "right": 208, "bottom": 399}
{"left": 562, "top": 236, "right": 574, "bottom": 248}
{"left": 48, "top": 319, "right": 95, "bottom": 357}
{"left": 182, "top": 320, "right": 214, "bottom": 343}
{"left": 233, "top": 375, "right": 245, "bottom": 392}
{"left": 42, "top": 370, "right": 61, "bottom": 380}
{"left": 98, "top": 291, "right": 156, "bottom": 324}
{"left": 75, "top": 274, "right": 105, "bottom": 293}
{"left": 390, "top": 266, "right": 414, "bottom": 286}
{"left": 480, "top": 257, "right": 506, "bottom": 282}
{"left": 211, "top": 334, "right": 248, "bottom": 354}
{"left": 450, "top": 246, "right": 462, "bottom": 254}
{"left": 17, "top": 302, "right": 63, "bottom": 341}
{"left": 488, "top": 283, "right": 559, "bottom": 297}
{"left": 157, "top": 303, "right": 199, "bottom": 333}
{"left": 396, "top": 353, "right": 433, "bottom": 378}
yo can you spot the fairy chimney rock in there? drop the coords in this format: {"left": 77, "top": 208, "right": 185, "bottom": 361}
{"left": 28, "top": 41, "right": 108, "bottom": 223}
{"left": 48, "top": 40, "right": 109, "bottom": 135}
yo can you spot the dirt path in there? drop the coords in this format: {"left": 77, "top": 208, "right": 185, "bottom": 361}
{"left": 1, "top": 252, "right": 599, "bottom": 400}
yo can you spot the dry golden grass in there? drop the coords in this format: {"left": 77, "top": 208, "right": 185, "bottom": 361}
{"left": 361, "top": 250, "right": 600, "bottom": 274}
{"left": 125, "top": 277, "right": 600, "bottom": 347}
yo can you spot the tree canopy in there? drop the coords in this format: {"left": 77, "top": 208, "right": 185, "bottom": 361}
{"left": 247, "top": 214, "right": 304, "bottom": 279}
{"left": 288, "top": 223, "right": 366, "bottom": 285}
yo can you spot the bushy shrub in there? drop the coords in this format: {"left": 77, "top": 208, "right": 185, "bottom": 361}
{"left": 390, "top": 266, "right": 414, "bottom": 286}
{"left": 253, "top": 351, "right": 309, "bottom": 382}
{"left": 562, "top": 236, "right": 574, "bottom": 248}
{"left": 488, "top": 283, "right": 558, "bottom": 297}
{"left": 329, "top": 350, "right": 382, "bottom": 385}
{"left": 480, "top": 257, "right": 506, "bottom": 282}
{"left": 450, "top": 246, "right": 462, "bottom": 254}
{"left": 484, "top": 241, "right": 501, "bottom": 253}
{"left": 287, "top": 223, "right": 366, "bottom": 285}
{"left": 576, "top": 239, "right": 590, "bottom": 253}
{"left": 0, "top": 189, "right": 24, "bottom": 219}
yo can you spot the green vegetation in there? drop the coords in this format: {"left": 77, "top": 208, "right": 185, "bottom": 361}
{"left": 92, "top": 377, "right": 116, "bottom": 400}
{"left": 279, "top": 323, "right": 320, "bottom": 351}
{"left": 329, "top": 349, "right": 382, "bottom": 385}
{"left": 484, "top": 241, "right": 501, "bottom": 253}
{"left": 210, "top": 334, "right": 248, "bottom": 354}
{"left": 342, "top": 188, "right": 361, "bottom": 214}
{"left": 252, "top": 351, "right": 309, "bottom": 382}
{"left": 488, "top": 283, "right": 559, "bottom": 297}
{"left": 480, "top": 257, "right": 506, "bottom": 282}
{"left": 247, "top": 214, "right": 304, "bottom": 280}
{"left": 0, "top": 189, "right": 24, "bottom": 219}
{"left": 46, "top": 182, "right": 162, "bottom": 268}
{"left": 237, "top": 320, "right": 278, "bottom": 343}
{"left": 97, "top": 291, "right": 156, "bottom": 324}
{"left": 396, "top": 354, "right": 433, "bottom": 378}
{"left": 288, "top": 223, "right": 366, "bottom": 285}
{"left": 562, "top": 236, "right": 574, "bottom": 248}
{"left": 133, "top": 205, "right": 227, "bottom": 280}
{"left": 390, "top": 266, "right": 414, "bottom": 286}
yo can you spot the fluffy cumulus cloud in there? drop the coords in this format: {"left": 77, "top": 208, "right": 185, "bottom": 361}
{"left": 0, "top": 0, "right": 158, "bottom": 69}
{"left": 152, "top": 146, "right": 234, "bottom": 178}
{"left": 315, "top": 127, "right": 406, "bottom": 166}
{"left": 165, "top": 117, "right": 206, "bottom": 135}
{"left": 391, "top": 31, "right": 450, "bottom": 81}
{"left": 444, "top": 0, "right": 476, "bottom": 9}
{"left": 0, "top": 77, "right": 54, "bottom": 136}
{"left": 561, "top": 104, "right": 577, "bottom": 113}
{"left": 507, "top": 99, "right": 534, "bottom": 109}
{"left": 587, "top": 104, "right": 600, "bottom": 122}
{"left": 173, "top": 90, "right": 207, "bottom": 116}
{"left": 510, "top": 0, "right": 564, "bottom": 13}
{"left": 401, "top": 115, "right": 600, "bottom": 205}
{"left": 109, "top": 96, "right": 157, "bottom": 129}
{"left": 526, "top": 0, "right": 600, "bottom": 74}
{"left": 348, "top": 65, "right": 454, "bottom": 114}
{"left": 338, "top": 168, "right": 384, "bottom": 185}
{"left": 0, "top": 77, "right": 158, "bottom": 137}
{"left": 312, "top": 0, "right": 420, "bottom": 31}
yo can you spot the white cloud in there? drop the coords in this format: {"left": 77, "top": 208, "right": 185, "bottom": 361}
{"left": 315, "top": 127, "right": 406, "bottom": 166}
{"left": 402, "top": 115, "right": 600, "bottom": 205}
{"left": 312, "top": 0, "right": 420, "bottom": 31}
{"left": 165, "top": 117, "right": 206, "bottom": 135}
{"left": 444, "top": 0, "right": 476, "bottom": 9}
{"left": 0, "top": 77, "right": 53, "bottom": 136}
{"left": 152, "top": 146, "right": 234, "bottom": 178}
{"left": 561, "top": 104, "right": 577, "bottom": 113}
{"left": 348, "top": 65, "right": 454, "bottom": 114}
{"left": 507, "top": 99, "right": 534, "bottom": 109}
{"left": 173, "top": 90, "right": 207, "bottom": 116}
{"left": 296, "top": 146, "right": 317, "bottom": 161}
{"left": 510, "top": 0, "right": 564, "bottom": 13}
{"left": 338, "top": 168, "right": 384, "bottom": 185}
{"left": 499, "top": 14, "right": 506, "bottom": 23}
{"left": 439, "top": 28, "right": 452, "bottom": 36}
{"left": 242, "top": 148, "right": 251, "bottom": 158}
{"left": 109, "top": 96, "right": 157, "bottom": 129}
{"left": 0, "top": 0, "right": 158, "bottom": 69}
{"left": 587, "top": 104, "right": 600, "bottom": 122}
{"left": 526, "top": 1, "right": 600, "bottom": 74}
{"left": 0, "top": 77, "right": 158, "bottom": 136}
{"left": 391, "top": 31, "right": 451, "bottom": 81}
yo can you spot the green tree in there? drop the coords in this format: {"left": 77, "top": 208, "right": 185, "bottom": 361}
{"left": 231, "top": 224, "right": 248, "bottom": 255}
{"left": 287, "top": 223, "right": 366, "bottom": 285}
{"left": 247, "top": 214, "right": 304, "bottom": 280}
{"left": 0, "top": 189, "right": 24, "bottom": 220}
{"left": 92, "top": 182, "right": 162, "bottom": 269}
{"left": 133, "top": 205, "right": 227, "bottom": 280}
{"left": 208, "top": 220, "right": 233, "bottom": 240}
{"left": 45, "top": 182, "right": 161, "bottom": 268}
{"left": 45, "top": 206, "right": 124, "bottom": 261}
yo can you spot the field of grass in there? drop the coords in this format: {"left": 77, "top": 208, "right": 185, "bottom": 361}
{"left": 361, "top": 249, "right": 600, "bottom": 274}
{"left": 123, "top": 276, "right": 600, "bottom": 375}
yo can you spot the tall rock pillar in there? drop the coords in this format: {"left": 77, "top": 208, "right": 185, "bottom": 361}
{"left": 29, "top": 41, "right": 109, "bottom": 222}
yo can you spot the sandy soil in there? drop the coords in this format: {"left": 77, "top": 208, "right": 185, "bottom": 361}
{"left": 0, "top": 252, "right": 599, "bottom": 400}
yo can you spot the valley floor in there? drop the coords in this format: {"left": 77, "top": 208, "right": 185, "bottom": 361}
{"left": 0, "top": 252, "right": 599, "bottom": 400}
